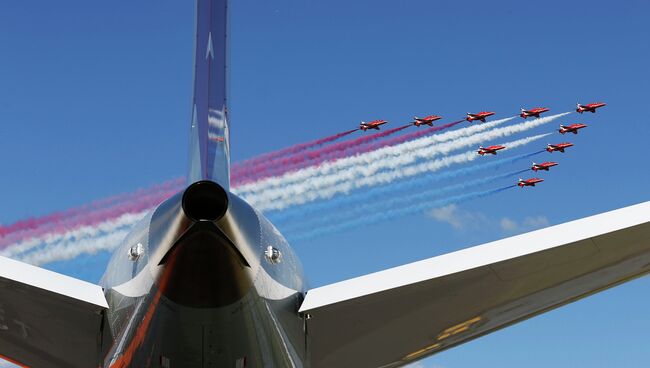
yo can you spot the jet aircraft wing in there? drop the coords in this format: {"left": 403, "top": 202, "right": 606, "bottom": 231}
{"left": 0, "top": 256, "right": 108, "bottom": 368}
{"left": 300, "top": 201, "right": 650, "bottom": 368}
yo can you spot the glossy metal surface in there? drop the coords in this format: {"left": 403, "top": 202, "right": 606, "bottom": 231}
{"left": 188, "top": 0, "right": 231, "bottom": 189}
{"left": 300, "top": 200, "right": 650, "bottom": 367}
{"left": 0, "top": 256, "right": 107, "bottom": 368}
{"left": 100, "top": 185, "right": 307, "bottom": 367}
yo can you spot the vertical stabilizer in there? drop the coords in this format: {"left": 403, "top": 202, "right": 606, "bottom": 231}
{"left": 188, "top": 0, "right": 230, "bottom": 189}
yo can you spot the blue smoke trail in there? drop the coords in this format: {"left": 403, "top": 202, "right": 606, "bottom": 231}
{"left": 276, "top": 167, "right": 529, "bottom": 233}
{"left": 267, "top": 150, "right": 545, "bottom": 225}
{"left": 285, "top": 185, "right": 517, "bottom": 241}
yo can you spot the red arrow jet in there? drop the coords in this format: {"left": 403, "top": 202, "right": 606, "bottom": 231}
{"left": 520, "top": 107, "right": 550, "bottom": 119}
{"left": 518, "top": 178, "right": 544, "bottom": 188}
{"left": 413, "top": 115, "right": 442, "bottom": 127}
{"left": 531, "top": 161, "right": 558, "bottom": 172}
{"left": 546, "top": 142, "right": 574, "bottom": 153}
{"left": 477, "top": 145, "right": 506, "bottom": 156}
{"left": 360, "top": 120, "right": 388, "bottom": 131}
{"left": 466, "top": 111, "right": 495, "bottom": 123}
{"left": 559, "top": 123, "right": 587, "bottom": 135}
{"left": 576, "top": 102, "right": 606, "bottom": 114}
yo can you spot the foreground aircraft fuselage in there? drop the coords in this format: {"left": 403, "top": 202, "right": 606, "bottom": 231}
{"left": 3, "top": 2, "right": 650, "bottom": 368}
{"left": 100, "top": 182, "right": 308, "bottom": 367}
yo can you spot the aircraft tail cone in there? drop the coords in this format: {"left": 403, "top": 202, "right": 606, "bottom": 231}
{"left": 182, "top": 180, "right": 229, "bottom": 222}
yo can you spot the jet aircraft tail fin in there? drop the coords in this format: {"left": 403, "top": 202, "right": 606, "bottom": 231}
{"left": 188, "top": 0, "right": 231, "bottom": 190}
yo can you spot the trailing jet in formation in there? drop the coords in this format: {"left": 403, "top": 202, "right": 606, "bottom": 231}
{"left": 466, "top": 111, "right": 495, "bottom": 122}
{"left": 559, "top": 123, "right": 587, "bottom": 135}
{"left": 2, "top": 3, "right": 650, "bottom": 368}
{"left": 576, "top": 102, "right": 606, "bottom": 113}
{"left": 520, "top": 107, "right": 550, "bottom": 119}
{"left": 360, "top": 119, "right": 388, "bottom": 131}
{"left": 413, "top": 115, "right": 442, "bottom": 127}
{"left": 531, "top": 161, "right": 558, "bottom": 172}
{"left": 477, "top": 145, "right": 506, "bottom": 155}
{"left": 547, "top": 142, "right": 574, "bottom": 153}
{"left": 518, "top": 177, "right": 544, "bottom": 187}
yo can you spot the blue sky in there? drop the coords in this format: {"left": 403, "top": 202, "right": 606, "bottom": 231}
{"left": 1, "top": 1, "right": 650, "bottom": 367}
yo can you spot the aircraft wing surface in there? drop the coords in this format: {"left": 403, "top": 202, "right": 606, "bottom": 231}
{"left": 300, "top": 201, "right": 650, "bottom": 368}
{"left": 0, "top": 256, "right": 108, "bottom": 368}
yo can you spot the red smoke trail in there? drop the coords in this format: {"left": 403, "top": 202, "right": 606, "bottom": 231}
{"left": 232, "top": 128, "right": 358, "bottom": 171}
{"left": 0, "top": 178, "right": 184, "bottom": 247}
{"left": 233, "top": 121, "right": 462, "bottom": 185}
{"left": 233, "top": 124, "right": 413, "bottom": 185}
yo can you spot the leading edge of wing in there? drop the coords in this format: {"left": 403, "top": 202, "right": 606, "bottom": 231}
{"left": 0, "top": 256, "right": 107, "bottom": 309}
{"left": 300, "top": 200, "right": 650, "bottom": 312}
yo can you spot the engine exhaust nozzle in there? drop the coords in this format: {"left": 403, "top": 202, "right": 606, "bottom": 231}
{"left": 182, "top": 180, "right": 229, "bottom": 221}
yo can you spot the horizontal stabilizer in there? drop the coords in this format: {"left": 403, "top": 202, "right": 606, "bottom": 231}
{"left": 0, "top": 256, "right": 108, "bottom": 368}
{"left": 301, "top": 201, "right": 650, "bottom": 368}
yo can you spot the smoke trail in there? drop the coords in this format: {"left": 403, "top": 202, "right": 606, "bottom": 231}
{"left": 242, "top": 131, "right": 553, "bottom": 211}
{"left": 0, "top": 211, "right": 148, "bottom": 261}
{"left": 276, "top": 168, "right": 530, "bottom": 233}
{"left": 234, "top": 115, "right": 523, "bottom": 196}
{"left": 269, "top": 154, "right": 540, "bottom": 225}
{"left": 288, "top": 185, "right": 517, "bottom": 241}
{"left": 234, "top": 120, "right": 465, "bottom": 184}
{"left": 233, "top": 124, "right": 414, "bottom": 185}
{"left": 0, "top": 185, "right": 178, "bottom": 252}
{"left": 232, "top": 128, "right": 358, "bottom": 170}
{"left": 13, "top": 213, "right": 145, "bottom": 265}
{"left": 0, "top": 178, "right": 183, "bottom": 246}
{"left": 238, "top": 113, "right": 566, "bottom": 202}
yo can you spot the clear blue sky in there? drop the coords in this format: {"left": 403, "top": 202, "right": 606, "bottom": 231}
{"left": 1, "top": 1, "right": 650, "bottom": 367}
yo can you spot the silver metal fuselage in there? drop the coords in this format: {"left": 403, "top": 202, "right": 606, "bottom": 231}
{"left": 99, "top": 187, "right": 308, "bottom": 367}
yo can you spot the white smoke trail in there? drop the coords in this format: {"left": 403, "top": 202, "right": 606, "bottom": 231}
{"left": 1, "top": 211, "right": 147, "bottom": 265}
{"left": 244, "top": 131, "right": 554, "bottom": 211}
{"left": 234, "top": 116, "right": 518, "bottom": 195}
{"left": 238, "top": 114, "right": 567, "bottom": 206}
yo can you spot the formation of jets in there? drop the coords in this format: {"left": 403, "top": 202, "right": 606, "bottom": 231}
{"left": 471, "top": 101, "right": 604, "bottom": 188}
{"left": 559, "top": 123, "right": 587, "bottom": 134}
{"left": 358, "top": 101, "right": 604, "bottom": 133}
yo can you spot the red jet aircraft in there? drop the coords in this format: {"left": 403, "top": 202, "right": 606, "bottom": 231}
{"left": 466, "top": 111, "right": 495, "bottom": 123}
{"left": 518, "top": 178, "right": 544, "bottom": 188}
{"left": 531, "top": 161, "right": 558, "bottom": 172}
{"left": 576, "top": 102, "right": 606, "bottom": 114}
{"left": 360, "top": 120, "right": 388, "bottom": 131}
{"left": 520, "top": 107, "right": 550, "bottom": 119}
{"left": 413, "top": 115, "right": 442, "bottom": 127}
{"left": 477, "top": 145, "right": 506, "bottom": 156}
{"left": 546, "top": 142, "right": 574, "bottom": 153}
{"left": 559, "top": 123, "right": 587, "bottom": 135}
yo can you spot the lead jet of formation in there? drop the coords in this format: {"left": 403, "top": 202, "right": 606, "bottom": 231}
{"left": 559, "top": 123, "right": 587, "bottom": 135}
{"left": 576, "top": 102, "right": 606, "bottom": 113}
{"left": 520, "top": 107, "right": 550, "bottom": 119}
{"left": 360, "top": 119, "right": 388, "bottom": 131}
{"left": 413, "top": 115, "right": 442, "bottom": 127}
{"left": 466, "top": 111, "right": 495, "bottom": 122}
{"left": 532, "top": 161, "right": 558, "bottom": 172}
{"left": 477, "top": 145, "right": 506, "bottom": 155}
{"left": 546, "top": 142, "right": 574, "bottom": 153}
{"left": 518, "top": 177, "right": 544, "bottom": 187}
